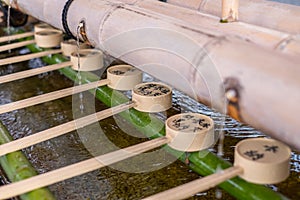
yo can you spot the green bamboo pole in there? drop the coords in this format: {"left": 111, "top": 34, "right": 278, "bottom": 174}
{"left": 0, "top": 31, "right": 56, "bottom": 199}
{"left": 0, "top": 122, "right": 56, "bottom": 200}
{"left": 21, "top": 42, "right": 288, "bottom": 199}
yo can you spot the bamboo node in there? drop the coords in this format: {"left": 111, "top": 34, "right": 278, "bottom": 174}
{"left": 107, "top": 65, "right": 143, "bottom": 91}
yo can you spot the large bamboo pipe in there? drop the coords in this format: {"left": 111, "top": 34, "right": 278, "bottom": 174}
{"left": 166, "top": 0, "right": 300, "bottom": 34}
{"left": 6, "top": 0, "right": 300, "bottom": 57}
{"left": 5, "top": 0, "right": 300, "bottom": 150}
{"left": 133, "top": 0, "right": 300, "bottom": 56}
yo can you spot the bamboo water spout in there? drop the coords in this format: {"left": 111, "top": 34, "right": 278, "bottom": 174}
{"left": 166, "top": 0, "right": 300, "bottom": 34}
{"left": 7, "top": 0, "right": 300, "bottom": 57}
{"left": 4, "top": 0, "right": 300, "bottom": 150}
{"left": 121, "top": 0, "right": 300, "bottom": 56}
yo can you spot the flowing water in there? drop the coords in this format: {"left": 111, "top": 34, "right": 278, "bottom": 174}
{"left": 75, "top": 22, "right": 84, "bottom": 114}
{"left": 6, "top": 0, "right": 13, "bottom": 54}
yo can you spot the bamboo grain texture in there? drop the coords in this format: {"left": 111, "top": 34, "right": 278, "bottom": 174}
{"left": 0, "top": 32, "right": 34, "bottom": 43}
{"left": 0, "top": 79, "right": 110, "bottom": 114}
{"left": 0, "top": 40, "right": 36, "bottom": 52}
{"left": 0, "top": 61, "right": 72, "bottom": 84}
{"left": 0, "top": 136, "right": 169, "bottom": 199}
{"left": 0, "top": 49, "right": 62, "bottom": 66}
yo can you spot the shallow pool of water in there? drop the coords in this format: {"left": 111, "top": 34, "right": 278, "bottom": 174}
{"left": 0, "top": 48, "right": 299, "bottom": 199}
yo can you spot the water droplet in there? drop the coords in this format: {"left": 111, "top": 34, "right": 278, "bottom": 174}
{"left": 215, "top": 188, "right": 222, "bottom": 199}
{"left": 7, "top": 0, "right": 14, "bottom": 54}
{"left": 75, "top": 22, "right": 85, "bottom": 114}
{"left": 79, "top": 104, "right": 84, "bottom": 110}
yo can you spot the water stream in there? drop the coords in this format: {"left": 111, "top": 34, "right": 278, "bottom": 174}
{"left": 76, "top": 23, "right": 84, "bottom": 114}
{"left": 6, "top": 0, "right": 13, "bottom": 54}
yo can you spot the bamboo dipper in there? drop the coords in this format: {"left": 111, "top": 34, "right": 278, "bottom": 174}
{"left": 143, "top": 138, "right": 291, "bottom": 200}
